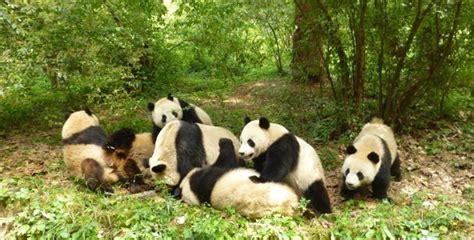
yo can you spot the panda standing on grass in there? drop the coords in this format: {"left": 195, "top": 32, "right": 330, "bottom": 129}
{"left": 340, "top": 117, "right": 402, "bottom": 200}
{"left": 238, "top": 117, "right": 332, "bottom": 214}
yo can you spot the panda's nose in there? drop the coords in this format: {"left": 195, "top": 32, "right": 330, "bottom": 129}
{"left": 239, "top": 152, "right": 245, "bottom": 156}
{"left": 151, "top": 164, "right": 166, "bottom": 173}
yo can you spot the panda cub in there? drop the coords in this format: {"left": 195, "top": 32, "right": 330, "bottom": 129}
{"left": 148, "top": 120, "right": 240, "bottom": 188}
{"left": 179, "top": 139, "right": 299, "bottom": 218}
{"left": 61, "top": 109, "right": 118, "bottom": 192}
{"left": 340, "top": 117, "right": 401, "bottom": 200}
{"left": 238, "top": 117, "right": 332, "bottom": 214}
{"left": 147, "top": 94, "right": 213, "bottom": 142}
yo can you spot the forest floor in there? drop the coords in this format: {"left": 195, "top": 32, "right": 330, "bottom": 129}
{"left": 0, "top": 78, "right": 473, "bottom": 239}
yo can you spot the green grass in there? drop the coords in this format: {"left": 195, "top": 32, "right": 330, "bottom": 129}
{"left": 1, "top": 176, "right": 472, "bottom": 239}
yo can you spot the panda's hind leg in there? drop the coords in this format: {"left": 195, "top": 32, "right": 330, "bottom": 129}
{"left": 390, "top": 154, "right": 402, "bottom": 181}
{"left": 81, "top": 158, "right": 114, "bottom": 193}
{"left": 304, "top": 180, "right": 332, "bottom": 214}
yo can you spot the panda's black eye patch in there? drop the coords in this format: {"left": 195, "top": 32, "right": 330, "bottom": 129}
{"left": 367, "top": 152, "right": 380, "bottom": 164}
{"left": 172, "top": 111, "right": 178, "bottom": 117}
{"left": 161, "top": 115, "right": 167, "bottom": 123}
{"left": 247, "top": 139, "right": 255, "bottom": 147}
{"left": 357, "top": 172, "right": 364, "bottom": 180}
{"left": 345, "top": 169, "right": 349, "bottom": 176}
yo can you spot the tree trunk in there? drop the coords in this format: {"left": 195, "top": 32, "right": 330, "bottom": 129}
{"left": 316, "top": 0, "right": 351, "bottom": 104}
{"left": 291, "top": 0, "right": 324, "bottom": 83}
{"left": 353, "top": 0, "right": 368, "bottom": 114}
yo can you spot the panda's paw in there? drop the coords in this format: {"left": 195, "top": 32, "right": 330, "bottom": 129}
{"left": 249, "top": 175, "right": 264, "bottom": 183}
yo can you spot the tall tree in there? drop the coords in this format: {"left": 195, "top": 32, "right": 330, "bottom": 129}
{"left": 291, "top": 0, "right": 325, "bottom": 83}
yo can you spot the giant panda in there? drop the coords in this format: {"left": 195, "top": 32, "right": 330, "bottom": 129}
{"left": 104, "top": 127, "right": 155, "bottom": 177}
{"left": 148, "top": 120, "right": 240, "bottom": 188}
{"left": 340, "top": 117, "right": 401, "bottom": 200}
{"left": 179, "top": 138, "right": 299, "bottom": 218}
{"left": 238, "top": 117, "right": 332, "bottom": 214}
{"left": 103, "top": 128, "right": 155, "bottom": 193}
{"left": 61, "top": 109, "right": 118, "bottom": 193}
{"left": 147, "top": 94, "right": 213, "bottom": 142}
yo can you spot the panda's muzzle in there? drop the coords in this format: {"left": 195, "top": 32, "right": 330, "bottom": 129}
{"left": 151, "top": 164, "right": 167, "bottom": 173}
{"left": 239, "top": 152, "right": 253, "bottom": 159}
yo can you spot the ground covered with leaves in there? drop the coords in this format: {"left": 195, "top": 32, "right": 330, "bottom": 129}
{"left": 0, "top": 77, "right": 472, "bottom": 239}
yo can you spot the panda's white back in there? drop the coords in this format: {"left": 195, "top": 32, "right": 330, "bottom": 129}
{"left": 192, "top": 105, "right": 213, "bottom": 126}
{"left": 357, "top": 122, "right": 397, "bottom": 162}
{"left": 210, "top": 168, "right": 299, "bottom": 218}
{"left": 284, "top": 136, "right": 325, "bottom": 194}
{"left": 197, "top": 123, "right": 240, "bottom": 165}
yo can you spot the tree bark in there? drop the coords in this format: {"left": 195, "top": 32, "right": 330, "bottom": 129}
{"left": 316, "top": 0, "right": 351, "bottom": 104}
{"left": 291, "top": 0, "right": 324, "bottom": 83}
{"left": 353, "top": 0, "right": 368, "bottom": 114}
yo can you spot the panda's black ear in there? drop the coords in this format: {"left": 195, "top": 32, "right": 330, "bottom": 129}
{"left": 346, "top": 145, "right": 357, "bottom": 155}
{"left": 167, "top": 93, "right": 174, "bottom": 101}
{"left": 85, "top": 107, "right": 93, "bottom": 116}
{"left": 147, "top": 102, "right": 154, "bottom": 112}
{"left": 64, "top": 112, "right": 72, "bottom": 121}
{"left": 244, "top": 116, "right": 251, "bottom": 125}
{"left": 259, "top": 117, "right": 270, "bottom": 130}
{"left": 367, "top": 152, "right": 379, "bottom": 164}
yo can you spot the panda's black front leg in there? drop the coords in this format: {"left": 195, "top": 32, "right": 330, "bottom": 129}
{"left": 371, "top": 176, "right": 390, "bottom": 200}
{"left": 340, "top": 178, "right": 357, "bottom": 200}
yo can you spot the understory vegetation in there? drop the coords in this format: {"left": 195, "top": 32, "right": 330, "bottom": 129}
{"left": 0, "top": 0, "right": 473, "bottom": 239}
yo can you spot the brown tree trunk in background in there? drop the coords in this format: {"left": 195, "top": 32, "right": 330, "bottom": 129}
{"left": 316, "top": 0, "right": 351, "bottom": 104}
{"left": 353, "top": 0, "right": 368, "bottom": 114}
{"left": 291, "top": 0, "right": 325, "bottom": 84}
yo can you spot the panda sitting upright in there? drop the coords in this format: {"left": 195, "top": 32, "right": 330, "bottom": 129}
{"left": 147, "top": 94, "right": 213, "bottom": 142}
{"left": 238, "top": 117, "right": 332, "bottom": 214}
{"left": 340, "top": 117, "right": 401, "bottom": 200}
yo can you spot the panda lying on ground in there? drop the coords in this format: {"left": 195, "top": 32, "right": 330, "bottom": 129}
{"left": 61, "top": 109, "right": 119, "bottom": 193}
{"left": 103, "top": 128, "right": 155, "bottom": 193}
{"left": 147, "top": 94, "right": 213, "bottom": 142}
{"left": 104, "top": 128, "right": 155, "bottom": 178}
{"left": 340, "top": 117, "right": 401, "bottom": 200}
{"left": 179, "top": 138, "right": 299, "bottom": 218}
{"left": 148, "top": 120, "right": 241, "bottom": 189}
{"left": 238, "top": 117, "right": 332, "bottom": 214}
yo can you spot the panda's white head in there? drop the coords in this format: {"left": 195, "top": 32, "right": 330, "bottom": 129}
{"left": 62, "top": 108, "right": 100, "bottom": 139}
{"left": 342, "top": 135, "right": 383, "bottom": 190}
{"left": 238, "top": 117, "right": 288, "bottom": 161}
{"left": 148, "top": 94, "right": 183, "bottom": 128}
